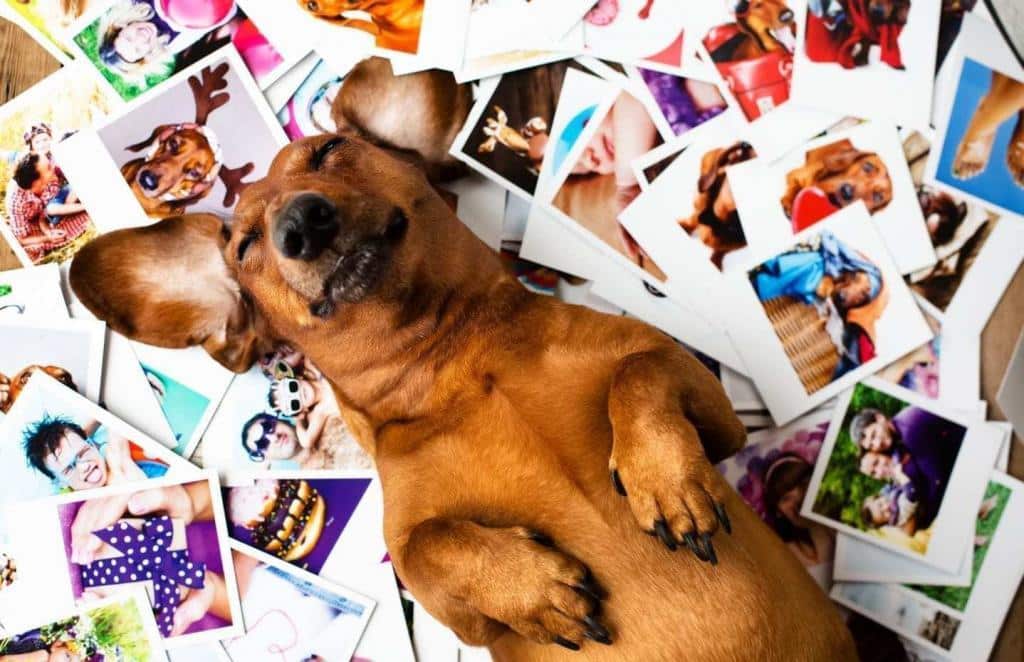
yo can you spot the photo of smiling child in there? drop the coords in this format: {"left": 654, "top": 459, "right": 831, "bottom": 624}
{"left": 70, "top": 0, "right": 287, "bottom": 102}
{"left": 801, "top": 378, "right": 1003, "bottom": 572}
{"left": 0, "top": 374, "right": 193, "bottom": 506}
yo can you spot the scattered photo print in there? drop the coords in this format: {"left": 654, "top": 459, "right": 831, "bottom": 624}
{"left": 3, "top": 0, "right": 103, "bottom": 58}
{"left": 0, "top": 65, "right": 112, "bottom": 266}
{"left": 716, "top": 407, "right": 835, "bottom": 589}
{"left": 749, "top": 230, "right": 891, "bottom": 395}
{"left": 456, "top": 61, "right": 578, "bottom": 199}
{"left": 224, "top": 476, "right": 373, "bottom": 576}
{"left": 0, "top": 592, "right": 164, "bottom": 662}
{"left": 793, "top": 0, "right": 940, "bottom": 126}
{"left": 225, "top": 543, "right": 373, "bottom": 662}
{"left": 833, "top": 472, "right": 1024, "bottom": 661}
{"left": 877, "top": 314, "right": 941, "bottom": 400}
{"left": 3, "top": 475, "right": 240, "bottom": 646}
{"left": 908, "top": 480, "right": 1010, "bottom": 611}
{"left": 91, "top": 50, "right": 286, "bottom": 222}
{"left": 550, "top": 90, "right": 667, "bottom": 280}
{"left": 933, "top": 58, "right": 1024, "bottom": 218}
{"left": 299, "top": 0, "right": 424, "bottom": 55}
{"left": 635, "top": 69, "right": 727, "bottom": 138}
{"left": 810, "top": 382, "right": 966, "bottom": 554}
{"left": 142, "top": 363, "right": 211, "bottom": 457}
{"left": 202, "top": 345, "right": 371, "bottom": 475}
{"left": 582, "top": 0, "right": 687, "bottom": 70}
{"left": 70, "top": 0, "right": 286, "bottom": 102}
{"left": 277, "top": 59, "right": 346, "bottom": 141}
{"left": 0, "top": 317, "right": 104, "bottom": 411}
{"left": 699, "top": 0, "right": 797, "bottom": 121}
{"left": 0, "top": 263, "right": 66, "bottom": 318}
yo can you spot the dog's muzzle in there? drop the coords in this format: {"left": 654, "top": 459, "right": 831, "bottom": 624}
{"left": 274, "top": 192, "right": 341, "bottom": 262}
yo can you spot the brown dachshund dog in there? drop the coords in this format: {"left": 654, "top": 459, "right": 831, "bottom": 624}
{"left": 952, "top": 70, "right": 1024, "bottom": 186}
{"left": 300, "top": 0, "right": 424, "bottom": 54}
{"left": 0, "top": 365, "right": 77, "bottom": 413}
{"left": 782, "top": 138, "right": 893, "bottom": 219}
{"left": 679, "top": 141, "right": 757, "bottom": 268}
{"left": 70, "top": 129, "right": 856, "bottom": 659}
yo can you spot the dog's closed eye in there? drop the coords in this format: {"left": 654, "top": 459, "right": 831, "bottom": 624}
{"left": 238, "top": 232, "right": 260, "bottom": 262}
{"left": 311, "top": 137, "right": 346, "bottom": 170}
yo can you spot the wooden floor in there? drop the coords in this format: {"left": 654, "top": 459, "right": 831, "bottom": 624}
{"left": 1, "top": 16, "right": 1022, "bottom": 661}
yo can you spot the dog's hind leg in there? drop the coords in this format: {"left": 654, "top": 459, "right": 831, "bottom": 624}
{"left": 395, "top": 520, "right": 610, "bottom": 651}
{"left": 1006, "top": 111, "right": 1024, "bottom": 187}
{"left": 606, "top": 344, "right": 745, "bottom": 561}
{"left": 954, "top": 72, "right": 1024, "bottom": 179}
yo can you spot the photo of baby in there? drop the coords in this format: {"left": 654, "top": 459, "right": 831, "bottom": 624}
{"left": 748, "top": 230, "right": 889, "bottom": 394}
{"left": 225, "top": 543, "right": 373, "bottom": 662}
{"left": 0, "top": 374, "right": 188, "bottom": 506}
{"left": 934, "top": 58, "right": 1024, "bottom": 218}
{"left": 71, "top": 0, "right": 286, "bottom": 102}
{"left": 56, "top": 478, "right": 238, "bottom": 641}
{"left": 551, "top": 90, "right": 666, "bottom": 280}
{"left": 0, "top": 593, "right": 163, "bottom": 662}
{"left": 0, "top": 67, "right": 111, "bottom": 266}
{"left": 700, "top": 0, "right": 797, "bottom": 121}
{"left": 90, "top": 50, "right": 287, "bottom": 224}
{"left": 202, "top": 344, "right": 371, "bottom": 475}
{"left": 716, "top": 408, "right": 836, "bottom": 588}
{"left": 809, "top": 382, "right": 966, "bottom": 554}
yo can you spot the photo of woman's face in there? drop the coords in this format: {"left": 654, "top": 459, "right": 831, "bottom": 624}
{"left": 30, "top": 132, "right": 52, "bottom": 155}
{"left": 115, "top": 21, "right": 160, "bottom": 62}
{"left": 778, "top": 481, "right": 812, "bottom": 529}
{"left": 571, "top": 111, "right": 616, "bottom": 176}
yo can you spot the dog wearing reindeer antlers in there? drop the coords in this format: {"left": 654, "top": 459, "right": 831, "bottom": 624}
{"left": 120, "top": 63, "right": 255, "bottom": 219}
{"left": 71, "top": 58, "right": 856, "bottom": 661}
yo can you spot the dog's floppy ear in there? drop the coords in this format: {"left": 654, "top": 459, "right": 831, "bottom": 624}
{"left": 817, "top": 139, "right": 865, "bottom": 174}
{"left": 70, "top": 214, "right": 262, "bottom": 373}
{"left": 124, "top": 124, "right": 177, "bottom": 153}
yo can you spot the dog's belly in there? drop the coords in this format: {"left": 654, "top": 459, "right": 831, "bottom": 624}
{"left": 381, "top": 389, "right": 853, "bottom": 661}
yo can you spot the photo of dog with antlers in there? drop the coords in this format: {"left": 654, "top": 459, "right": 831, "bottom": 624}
{"left": 98, "top": 54, "right": 286, "bottom": 220}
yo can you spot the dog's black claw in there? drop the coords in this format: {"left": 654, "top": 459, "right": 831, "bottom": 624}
{"left": 682, "top": 532, "right": 703, "bottom": 560}
{"left": 574, "top": 569, "right": 605, "bottom": 602}
{"left": 700, "top": 533, "right": 718, "bottom": 566}
{"left": 610, "top": 469, "right": 627, "bottom": 497}
{"left": 528, "top": 531, "right": 554, "bottom": 548}
{"left": 583, "top": 616, "right": 612, "bottom": 645}
{"left": 653, "top": 519, "right": 677, "bottom": 551}
{"left": 714, "top": 502, "right": 732, "bottom": 535}
{"left": 555, "top": 637, "right": 580, "bottom": 651}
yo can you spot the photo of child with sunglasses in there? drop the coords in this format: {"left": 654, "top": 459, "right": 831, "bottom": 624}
{"left": 239, "top": 346, "right": 371, "bottom": 470}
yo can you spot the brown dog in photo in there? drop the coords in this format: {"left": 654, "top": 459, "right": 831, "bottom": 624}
{"left": 679, "top": 141, "right": 757, "bottom": 268}
{"left": 731, "top": 0, "right": 796, "bottom": 59}
{"left": 781, "top": 138, "right": 893, "bottom": 221}
{"left": 952, "top": 70, "right": 1024, "bottom": 186}
{"left": 300, "top": 0, "right": 424, "bottom": 54}
{"left": 120, "top": 64, "right": 254, "bottom": 218}
{"left": 71, "top": 125, "right": 856, "bottom": 659}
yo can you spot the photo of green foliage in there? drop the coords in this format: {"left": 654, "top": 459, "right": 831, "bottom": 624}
{"left": 0, "top": 598, "right": 155, "bottom": 661}
{"left": 73, "top": 16, "right": 175, "bottom": 102}
{"left": 811, "top": 383, "right": 908, "bottom": 529}
{"left": 909, "top": 481, "right": 1011, "bottom": 612}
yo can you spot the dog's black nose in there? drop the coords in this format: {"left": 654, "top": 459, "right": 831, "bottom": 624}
{"left": 839, "top": 183, "right": 855, "bottom": 201}
{"left": 779, "top": 8, "right": 794, "bottom": 22}
{"left": 139, "top": 170, "right": 159, "bottom": 191}
{"left": 274, "top": 193, "right": 339, "bottom": 261}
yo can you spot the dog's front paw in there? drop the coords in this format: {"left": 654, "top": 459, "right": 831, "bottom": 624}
{"left": 610, "top": 443, "right": 730, "bottom": 564}
{"left": 472, "top": 529, "right": 611, "bottom": 651}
